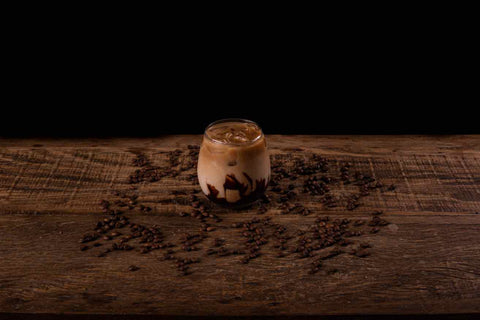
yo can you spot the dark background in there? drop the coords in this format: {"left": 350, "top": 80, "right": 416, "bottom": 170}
{"left": 5, "top": 65, "right": 476, "bottom": 137}
{"left": 2, "top": 12, "right": 477, "bottom": 137}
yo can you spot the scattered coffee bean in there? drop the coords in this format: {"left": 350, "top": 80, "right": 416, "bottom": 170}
{"left": 80, "top": 233, "right": 99, "bottom": 243}
{"left": 369, "top": 216, "right": 390, "bottom": 227}
{"left": 80, "top": 149, "right": 395, "bottom": 277}
{"left": 326, "top": 268, "right": 339, "bottom": 275}
{"left": 352, "top": 248, "right": 370, "bottom": 258}
{"left": 213, "top": 238, "right": 225, "bottom": 247}
{"left": 353, "top": 220, "right": 365, "bottom": 226}
{"left": 360, "top": 242, "right": 371, "bottom": 249}
{"left": 128, "top": 265, "right": 140, "bottom": 272}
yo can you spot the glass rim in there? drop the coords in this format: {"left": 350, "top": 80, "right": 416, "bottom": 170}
{"left": 204, "top": 118, "right": 264, "bottom": 146}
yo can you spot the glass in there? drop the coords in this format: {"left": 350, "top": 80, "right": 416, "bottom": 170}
{"left": 197, "top": 119, "right": 271, "bottom": 207}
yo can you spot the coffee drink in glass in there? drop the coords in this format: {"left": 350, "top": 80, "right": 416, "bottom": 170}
{"left": 197, "top": 119, "right": 270, "bottom": 207}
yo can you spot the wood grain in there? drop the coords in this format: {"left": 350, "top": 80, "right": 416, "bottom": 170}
{"left": 0, "top": 135, "right": 479, "bottom": 317}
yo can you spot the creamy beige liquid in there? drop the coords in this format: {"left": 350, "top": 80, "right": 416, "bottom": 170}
{"left": 206, "top": 122, "right": 262, "bottom": 144}
{"left": 197, "top": 120, "right": 270, "bottom": 206}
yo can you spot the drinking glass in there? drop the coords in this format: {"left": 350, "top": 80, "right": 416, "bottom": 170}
{"left": 197, "top": 119, "right": 270, "bottom": 207}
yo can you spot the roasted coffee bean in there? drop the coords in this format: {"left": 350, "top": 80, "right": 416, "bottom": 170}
{"left": 80, "top": 233, "right": 99, "bottom": 243}
{"left": 81, "top": 151, "right": 393, "bottom": 277}
{"left": 206, "top": 248, "right": 217, "bottom": 255}
{"left": 360, "top": 242, "right": 371, "bottom": 248}
{"left": 213, "top": 238, "right": 225, "bottom": 247}
{"left": 353, "top": 220, "right": 365, "bottom": 226}
{"left": 163, "top": 253, "right": 175, "bottom": 260}
{"left": 369, "top": 216, "right": 390, "bottom": 227}
{"left": 128, "top": 265, "right": 140, "bottom": 272}
{"left": 353, "top": 249, "right": 370, "bottom": 258}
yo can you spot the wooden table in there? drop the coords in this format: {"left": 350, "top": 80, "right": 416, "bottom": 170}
{"left": 1, "top": 135, "right": 479, "bottom": 319}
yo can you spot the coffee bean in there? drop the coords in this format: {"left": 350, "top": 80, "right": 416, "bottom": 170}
{"left": 128, "top": 265, "right": 140, "bottom": 272}
{"left": 213, "top": 238, "right": 225, "bottom": 247}
{"left": 97, "top": 251, "right": 107, "bottom": 257}
{"left": 80, "top": 233, "right": 99, "bottom": 243}
{"left": 354, "top": 249, "right": 370, "bottom": 258}
{"left": 360, "top": 242, "right": 371, "bottom": 248}
{"left": 81, "top": 151, "right": 392, "bottom": 278}
{"left": 352, "top": 220, "right": 364, "bottom": 227}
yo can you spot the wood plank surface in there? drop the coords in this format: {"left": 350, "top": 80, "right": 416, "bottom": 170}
{"left": 0, "top": 135, "right": 479, "bottom": 317}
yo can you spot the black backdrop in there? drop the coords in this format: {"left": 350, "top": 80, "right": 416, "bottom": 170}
{"left": 3, "top": 81, "right": 476, "bottom": 137}
{"left": 3, "top": 58, "right": 477, "bottom": 137}
{"left": 2, "top": 21, "right": 477, "bottom": 137}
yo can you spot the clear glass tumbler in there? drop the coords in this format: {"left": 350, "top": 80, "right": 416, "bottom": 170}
{"left": 197, "top": 119, "right": 271, "bottom": 207}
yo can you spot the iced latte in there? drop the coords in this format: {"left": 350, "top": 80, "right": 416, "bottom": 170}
{"left": 197, "top": 119, "right": 270, "bottom": 206}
